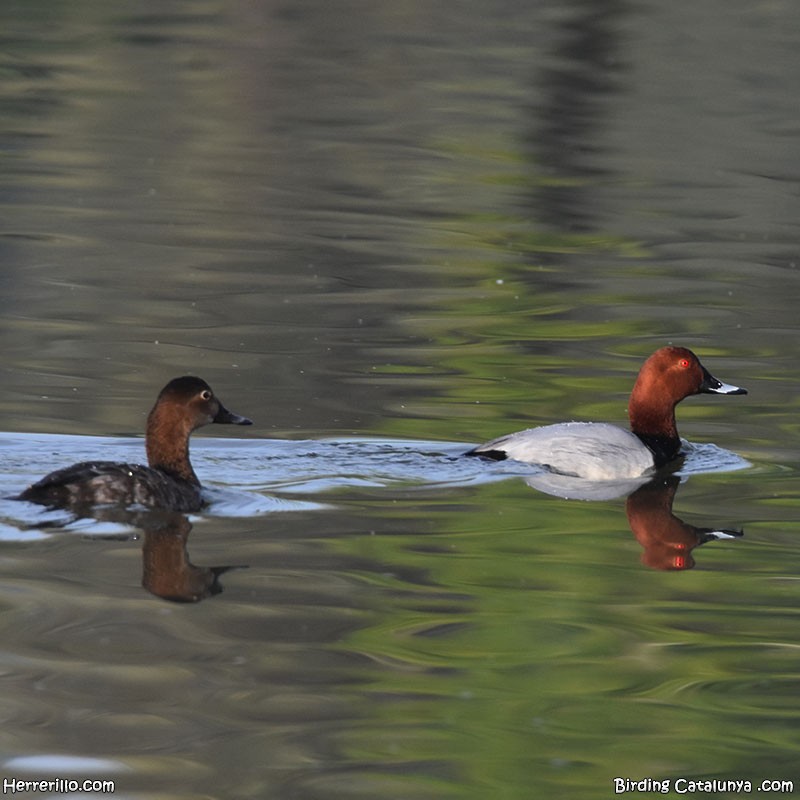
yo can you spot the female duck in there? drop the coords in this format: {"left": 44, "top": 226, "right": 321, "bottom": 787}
{"left": 467, "top": 346, "right": 746, "bottom": 480}
{"left": 17, "top": 376, "right": 252, "bottom": 512}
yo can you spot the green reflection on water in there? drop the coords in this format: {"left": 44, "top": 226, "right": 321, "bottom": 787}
{"left": 318, "top": 480, "right": 799, "bottom": 798}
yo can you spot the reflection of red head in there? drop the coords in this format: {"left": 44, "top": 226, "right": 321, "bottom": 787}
{"left": 626, "top": 478, "right": 739, "bottom": 571}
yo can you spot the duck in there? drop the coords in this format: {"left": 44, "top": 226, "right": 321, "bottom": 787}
{"left": 466, "top": 346, "right": 746, "bottom": 480}
{"left": 16, "top": 376, "right": 252, "bottom": 512}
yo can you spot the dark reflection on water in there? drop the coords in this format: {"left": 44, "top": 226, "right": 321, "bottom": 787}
{"left": 140, "top": 512, "right": 245, "bottom": 603}
{"left": 531, "top": 0, "right": 628, "bottom": 232}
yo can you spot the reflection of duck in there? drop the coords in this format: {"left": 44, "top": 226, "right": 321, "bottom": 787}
{"left": 468, "top": 347, "right": 746, "bottom": 479}
{"left": 141, "top": 512, "right": 245, "bottom": 603}
{"left": 16, "top": 377, "right": 252, "bottom": 513}
{"left": 626, "top": 476, "right": 742, "bottom": 571}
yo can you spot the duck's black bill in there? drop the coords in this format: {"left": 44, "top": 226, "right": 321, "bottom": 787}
{"left": 214, "top": 404, "right": 253, "bottom": 425}
{"left": 700, "top": 367, "right": 747, "bottom": 396}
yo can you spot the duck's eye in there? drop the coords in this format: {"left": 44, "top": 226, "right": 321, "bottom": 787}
{"left": 678, "top": 358, "right": 690, "bottom": 369}
{"left": 200, "top": 390, "right": 212, "bottom": 401}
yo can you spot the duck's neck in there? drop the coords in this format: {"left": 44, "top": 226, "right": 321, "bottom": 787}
{"left": 628, "top": 380, "right": 681, "bottom": 467}
{"left": 145, "top": 406, "right": 199, "bottom": 484}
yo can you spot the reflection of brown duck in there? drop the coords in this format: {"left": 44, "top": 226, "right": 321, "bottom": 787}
{"left": 625, "top": 476, "right": 742, "bottom": 570}
{"left": 142, "top": 513, "right": 245, "bottom": 602}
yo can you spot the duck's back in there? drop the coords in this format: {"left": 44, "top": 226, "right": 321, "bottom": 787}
{"left": 17, "top": 462, "right": 204, "bottom": 512}
{"left": 468, "top": 421, "right": 657, "bottom": 480}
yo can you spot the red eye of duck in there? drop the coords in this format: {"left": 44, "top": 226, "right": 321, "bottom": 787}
{"left": 678, "top": 358, "right": 690, "bottom": 368}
